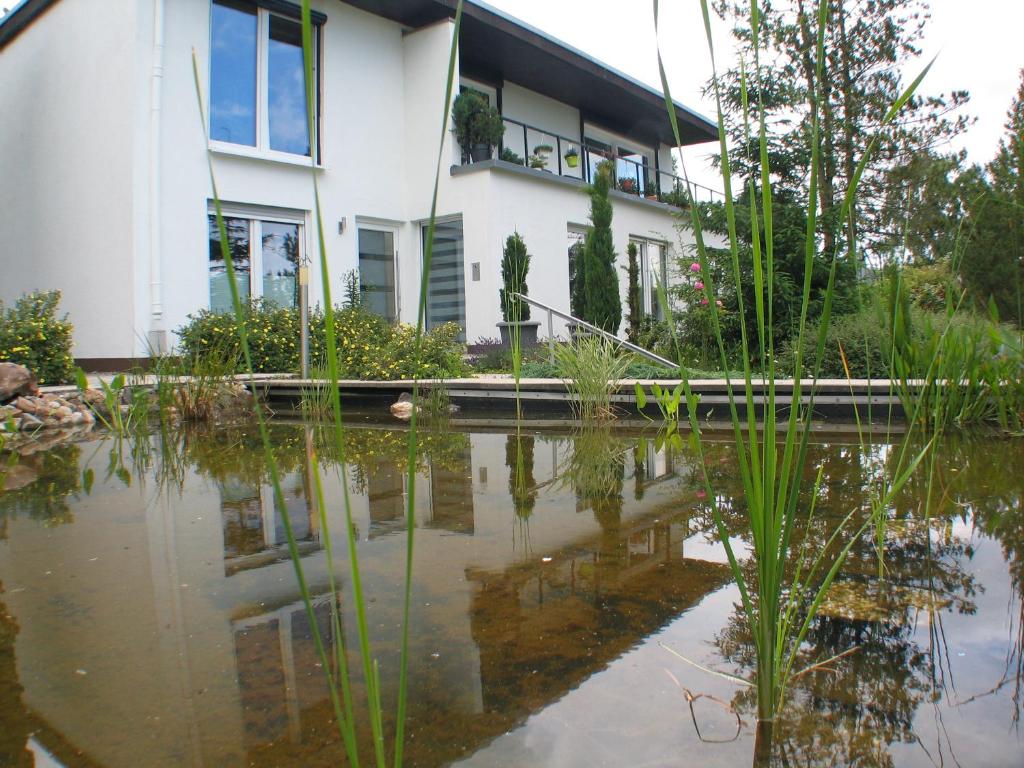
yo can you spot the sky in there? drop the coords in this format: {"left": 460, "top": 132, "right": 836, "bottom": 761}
{"left": 485, "top": 0, "right": 1024, "bottom": 193}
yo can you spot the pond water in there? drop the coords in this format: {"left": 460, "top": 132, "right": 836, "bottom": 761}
{"left": 0, "top": 418, "right": 1021, "bottom": 767}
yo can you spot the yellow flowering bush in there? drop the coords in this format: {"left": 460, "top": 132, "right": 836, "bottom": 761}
{"left": 176, "top": 302, "right": 469, "bottom": 380}
{"left": 0, "top": 291, "right": 75, "bottom": 384}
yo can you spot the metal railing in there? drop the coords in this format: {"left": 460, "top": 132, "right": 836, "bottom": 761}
{"left": 484, "top": 115, "right": 723, "bottom": 205}
{"left": 512, "top": 292, "right": 677, "bottom": 369}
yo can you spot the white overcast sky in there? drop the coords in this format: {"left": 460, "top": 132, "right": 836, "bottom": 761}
{"left": 486, "top": 0, "right": 1024, "bottom": 193}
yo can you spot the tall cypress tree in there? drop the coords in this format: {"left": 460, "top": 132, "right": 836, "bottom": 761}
{"left": 625, "top": 241, "right": 642, "bottom": 342}
{"left": 582, "top": 161, "right": 621, "bottom": 334}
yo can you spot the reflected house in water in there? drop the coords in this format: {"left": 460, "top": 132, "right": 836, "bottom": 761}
{"left": 0, "top": 425, "right": 729, "bottom": 766}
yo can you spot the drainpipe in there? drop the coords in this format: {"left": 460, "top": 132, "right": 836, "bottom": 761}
{"left": 148, "top": 0, "right": 167, "bottom": 355}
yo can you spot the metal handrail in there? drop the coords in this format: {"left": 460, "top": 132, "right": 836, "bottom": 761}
{"left": 511, "top": 292, "right": 677, "bottom": 370}
{"left": 495, "top": 115, "right": 723, "bottom": 204}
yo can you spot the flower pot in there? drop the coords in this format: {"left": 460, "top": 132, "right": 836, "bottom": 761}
{"left": 497, "top": 320, "right": 541, "bottom": 348}
{"left": 470, "top": 144, "right": 492, "bottom": 162}
{"left": 565, "top": 154, "right": 579, "bottom": 168}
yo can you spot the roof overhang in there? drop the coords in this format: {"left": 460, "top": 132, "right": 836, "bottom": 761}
{"left": 341, "top": 0, "right": 718, "bottom": 148}
{"left": 0, "top": 0, "right": 719, "bottom": 148}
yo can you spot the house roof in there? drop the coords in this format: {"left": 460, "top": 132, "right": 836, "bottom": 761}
{"left": 345, "top": 0, "right": 718, "bottom": 148}
{"left": 0, "top": 0, "right": 718, "bottom": 148}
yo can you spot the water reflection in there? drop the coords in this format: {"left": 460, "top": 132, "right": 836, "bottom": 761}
{"left": 0, "top": 424, "right": 1020, "bottom": 766}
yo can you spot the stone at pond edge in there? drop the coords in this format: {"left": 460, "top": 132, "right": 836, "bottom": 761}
{"left": 0, "top": 363, "right": 38, "bottom": 403}
{"left": 391, "top": 392, "right": 415, "bottom": 420}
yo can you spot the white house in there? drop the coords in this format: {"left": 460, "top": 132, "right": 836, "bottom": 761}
{"left": 0, "top": 0, "right": 719, "bottom": 368}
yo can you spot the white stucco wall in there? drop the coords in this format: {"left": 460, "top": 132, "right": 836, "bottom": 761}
{"left": 0, "top": 0, "right": 142, "bottom": 360}
{"left": 450, "top": 164, "right": 692, "bottom": 341}
{"left": 0, "top": 0, "right": 715, "bottom": 361}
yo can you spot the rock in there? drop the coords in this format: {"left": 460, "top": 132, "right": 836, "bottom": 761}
{"left": 0, "top": 463, "right": 39, "bottom": 492}
{"left": 14, "top": 396, "right": 39, "bottom": 414}
{"left": 0, "top": 363, "right": 38, "bottom": 403}
{"left": 54, "top": 406, "right": 74, "bottom": 421}
{"left": 18, "top": 413, "right": 43, "bottom": 431}
{"left": 390, "top": 392, "right": 416, "bottom": 420}
{"left": 82, "top": 389, "right": 105, "bottom": 406}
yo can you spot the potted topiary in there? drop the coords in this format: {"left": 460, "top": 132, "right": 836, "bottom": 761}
{"left": 452, "top": 91, "right": 505, "bottom": 163}
{"left": 497, "top": 232, "right": 540, "bottom": 347}
{"left": 564, "top": 146, "right": 580, "bottom": 168}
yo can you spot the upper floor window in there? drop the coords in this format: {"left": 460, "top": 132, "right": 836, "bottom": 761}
{"left": 209, "top": 0, "right": 322, "bottom": 158}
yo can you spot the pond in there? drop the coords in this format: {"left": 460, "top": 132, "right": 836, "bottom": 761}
{"left": 0, "top": 418, "right": 1021, "bottom": 766}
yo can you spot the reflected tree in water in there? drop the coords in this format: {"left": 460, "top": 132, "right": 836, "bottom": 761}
{"left": 0, "top": 583, "right": 31, "bottom": 766}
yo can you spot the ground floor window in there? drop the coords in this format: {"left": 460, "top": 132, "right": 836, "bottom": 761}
{"left": 358, "top": 227, "right": 398, "bottom": 323}
{"left": 630, "top": 238, "right": 668, "bottom": 319}
{"left": 422, "top": 219, "right": 466, "bottom": 339}
{"left": 567, "top": 228, "right": 587, "bottom": 317}
{"left": 208, "top": 207, "right": 303, "bottom": 312}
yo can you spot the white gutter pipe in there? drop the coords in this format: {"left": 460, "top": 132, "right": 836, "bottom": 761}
{"left": 148, "top": 0, "right": 166, "bottom": 353}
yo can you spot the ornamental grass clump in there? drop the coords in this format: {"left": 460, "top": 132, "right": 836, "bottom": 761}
{"left": 554, "top": 335, "right": 630, "bottom": 422}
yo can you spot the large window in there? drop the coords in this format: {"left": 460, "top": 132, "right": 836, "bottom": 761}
{"left": 422, "top": 220, "right": 466, "bottom": 339}
{"left": 630, "top": 238, "right": 668, "bottom": 319}
{"left": 358, "top": 227, "right": 398, "bottom": 322}
{"left": 209, "top": 0, "right": 321, "bottom": 158}
{"left": 208, "top": 209, "right": 303, "bottom": 312}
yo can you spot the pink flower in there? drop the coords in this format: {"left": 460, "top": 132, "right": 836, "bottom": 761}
{"left": 700, "top": 297, "right": 709, "bottom": 306}
{"left": 696, "top": 489, "right": 707, "bottom": 499}
{"left": 690, "top": 262, "right": 701, "bottom": 273}
{"left": 716, "top": 299, "right": 723, "bottom": 307}
{"left": 694, "top": 280, "right": 704, "bottom": 291}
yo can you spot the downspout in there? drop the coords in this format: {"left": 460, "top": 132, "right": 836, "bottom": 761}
{"left": 148, "top": 0, "right": 167, "bottom": 354}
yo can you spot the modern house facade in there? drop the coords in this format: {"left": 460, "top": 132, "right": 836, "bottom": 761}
{"left": 0, "top": 0, "right": 719, "bottom": 367}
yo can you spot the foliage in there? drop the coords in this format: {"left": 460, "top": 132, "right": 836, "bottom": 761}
{"left": 568, "top": 239, "right": 585, "bottom": 317}
{"left": 712, "top": 0, "right": 971, "bottom": 263}
{"left": 0, "top": 291, "right": 75, "bottom": 385}
{"left": 499, "top": 232, "right": 531, "bottom": 322}
{"left": 554, "top": 335, "right": 630, "bottom": 422}
{"left": 580, "top": 161, "right": 621, "bottom": 333}
{"left": 451, "top": 90, "right": 504, "bottom": 153}
{"left": 505, "top": 434, "right": 537, "bottom": 518}
{"left": 499, "top": 147, "right": 524, "bottom": 164}
{"left": 692, "top": 188, "right": 857, "bottom": 361}
{"left": 958, "top": 70, "right": 1024, "bottom": 327}
{"left": 175, "top": 301, "right": 469, "bottom": 380}
{"left": 782, "top": 302, "right": 891, "bottom": 378}
{"left": 624, "top": 242, "right": 642, "bottom": 342}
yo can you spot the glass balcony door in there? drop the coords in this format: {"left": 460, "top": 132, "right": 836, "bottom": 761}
{"left": 358, "top": 226, "right": 398, "bottom": 323}
{"left": 423, "top": 219, "right": 466, "bottom": 340}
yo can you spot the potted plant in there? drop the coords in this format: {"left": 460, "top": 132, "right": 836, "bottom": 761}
{"left": 497, "top": 232, "right": 540, "bottom": 347}
{"left": 564, "top": 146, "right": 580, "bottom": 168}
{"left": 452, "top": 91, "right": 505, "bottom": 163}
{"left": 645, "top": 176, "right": 660, "bottom": 200}
{"left": 618, "top": 176, "right": 637, "bottom": 194}
{"left": 529, "top": 143, "right": 554, "bottom": 170}
{"left": 500, "top": 147, "right": 525, "bottom": 165}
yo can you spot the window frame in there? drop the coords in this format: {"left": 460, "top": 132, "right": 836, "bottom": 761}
{"left": 629, "top": 237, "right": 669, "bottom": 319}
{"left": 208, "top": 0, "right": 323, "bottom": 163}
{"left": 207, "top": 203, "right": 308, "bottom": 312}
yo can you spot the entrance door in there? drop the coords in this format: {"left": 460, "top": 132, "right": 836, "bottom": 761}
{"left": 357, "top": 226, "right": 398, "bottom": 322}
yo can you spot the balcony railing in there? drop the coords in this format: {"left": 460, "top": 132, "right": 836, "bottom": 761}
{"left": 465, "top": 115, "right": 723, "bottom": 206}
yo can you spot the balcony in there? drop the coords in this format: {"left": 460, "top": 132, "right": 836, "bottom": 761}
{"left": 456, "top": 116, "right": 722, "bottom": 207}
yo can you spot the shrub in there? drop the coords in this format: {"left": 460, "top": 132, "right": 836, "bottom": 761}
{"left": 782, "top": 304, "right": 892, "bottom": 379}
{"left": 176, "top": 301, "right": 469, "bottom": 380}
{"left": 0, "top": 291, "right": 75, "bottom": 385}
{"left": 499, "top": 232, "right": 531, "bottom": 322}
{"left": 581, "top": 161, "right": 621, "bottom": 333}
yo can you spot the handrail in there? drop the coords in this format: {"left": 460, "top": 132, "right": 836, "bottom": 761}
{"left": 511, "top": 292, "right": 678, "bottom": 370}
{"left": 495, "top": 115, "right": 723, "bottom": 203}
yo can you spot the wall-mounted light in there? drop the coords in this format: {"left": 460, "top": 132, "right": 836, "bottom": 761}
{"left": 338, "top": 217, "right": 347, "bottom": 235}
{"left": 471, "top": 262, "right": 480, "bottom": 281}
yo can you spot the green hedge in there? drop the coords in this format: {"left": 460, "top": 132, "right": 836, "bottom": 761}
{"left": 0, "top": 291, "right": 75, "bottom": 385}
{"left": 176, "top": 301, "right": 469, "bottom": 380}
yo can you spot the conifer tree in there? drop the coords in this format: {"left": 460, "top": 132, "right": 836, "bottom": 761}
{"left": 582, "top": 162, "right": 621, "bottom": 334}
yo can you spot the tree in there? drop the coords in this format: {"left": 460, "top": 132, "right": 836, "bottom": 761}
{"left": 624, "top": 241, "right": 642, "bottom": 342}
{"left": 499, "top": 232, "right": 531, "bottom": 322}
{"left": 581, "top": 162, "right": 621, "bottom": 334}
{"left": 959, "top": 70, "right": 1024, "bottom": 326}
{"left": 713, "top": 0, "right": 971, "bottom": 263}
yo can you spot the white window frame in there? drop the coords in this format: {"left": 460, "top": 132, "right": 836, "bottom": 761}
{"left": 355, "top": 218, "right": 402, "bottom": 323}
{"left": 208, "top": 0, "right": 322, "bottom": 162}
{"left": 208, "top": 203, "right": 308, "bottom": 309}
{"left": 630, "top": 237, "right": 668, "bottom": 317}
